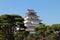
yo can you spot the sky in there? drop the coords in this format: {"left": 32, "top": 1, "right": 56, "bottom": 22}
{"left": 0, "top": 0, "right": 60, "bottom": 25}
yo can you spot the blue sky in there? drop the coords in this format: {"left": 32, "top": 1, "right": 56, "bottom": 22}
{"left": 0, "top": 0, "right": 60, "bottom": 25}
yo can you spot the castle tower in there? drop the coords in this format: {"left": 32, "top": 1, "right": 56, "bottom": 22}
{"left": 24, "top": 9, "right": 42, "bottom": 34}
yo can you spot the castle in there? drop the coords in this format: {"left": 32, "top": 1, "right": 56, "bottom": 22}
{"left": 24, "top": 9, "right": 42, "bottom": 34}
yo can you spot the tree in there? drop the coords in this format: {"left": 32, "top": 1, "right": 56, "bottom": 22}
{"left": 0, "top": 14, "right": 25, "bottom": 40}
{"left": 46, "top": 24, "right": 60, "bottom": 40}
{"left": 35, "top": 24, "right": 47, "bottom": 40}
{"left": 35, "top": 24, "right": 60, "bottom": 40}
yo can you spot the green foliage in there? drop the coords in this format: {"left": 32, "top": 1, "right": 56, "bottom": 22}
{"left": 26, "top": 35, "right": 31, "bottom": 40}
{"left": 35, "top": 24, "right": 60, "bottom": 40}
{"left": 0, "top": 14, "right": 24, "bottom": 40}
{"left": 14, "top": 31, "right": 25, "bottom": 40}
